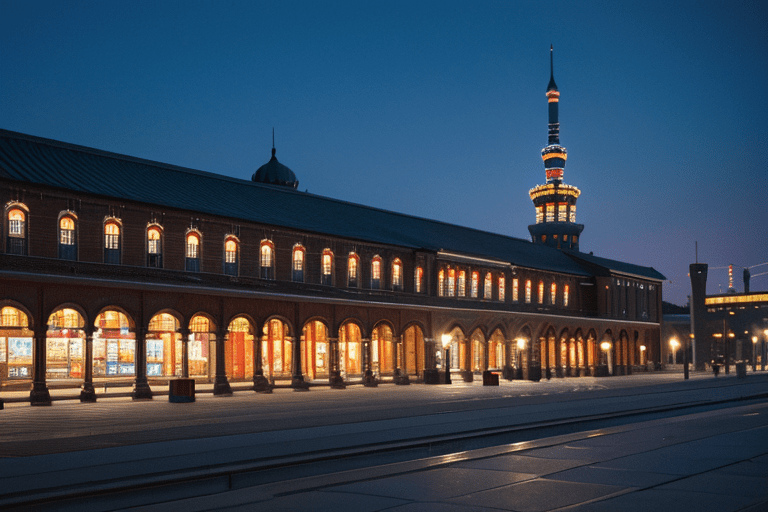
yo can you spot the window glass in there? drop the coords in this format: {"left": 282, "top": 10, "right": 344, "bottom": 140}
{"left": 348, "top": 253, "right": 358, "bottom": 286}
{"left": 535, "top": 206, "right": 543, "bottom": 224}
{"left": 470, "top": 272, "right": 479, "bottom": 298}
{"left": 447, "top": 269, "right": 455, "bottom": 297}
{"left": 551, "top": 283, "right": 557, "bottom": 304}
{"left": 558, "top": 203, "right": 567, "bottom": 222}
{"left": 569, "top": 205, "right": 576, "bottom": 223}
{"left": 484, "top": 272, "right": 492, "bottom": 299}
{"left": 225, "top": 239, "right": 237, "bottom": 263}
{"left": 392, "top": 259, "right": 402, "bottom": 289}
{"left": 525, "top": 280, "right": 532, "bottom": 303}
{"left": 545, "top": 203, "right": 555, "bottom": 222}
{"left": 564, "top": 284, "right": 570, "bottom": 307}
{"left": 512, "top": 278, "right": 519, "bottom": 302}
{"left": 260, "top": 243, "right": 273, "bottom": 267}
{"left": 498, "top": 276, "right": 505, "bottom": 301}
{"left": 438, "top": 269, "right": 445, "bottom": 296}
{"left": 538, "top": 281, "right": 544, "bottom": 304}
{"left": 147, "top": 228, "right": 161, "bottom": 254}
{"left": 414, "top": 266, "right": 423, "bottom": 293}
{"left": 60, "top": 217, "right": 75, "bottom": 245}
{"left": 322, "top": 251, "right": 333, "bottom": 275}
{"left": 457, "top": 270, "right": 466, "bottom": 296}
{"left": 371, "top": 256, "right": 382, "bottom": 289}
{"left": 104, "top": 223, "right": 120, "bottom": 249}
{"left": 186, "top": 233, "right": 199, "bottom": 258}
{"left": 293, "top": 247, "right": 304, "bottom": 271}
{"left": 8, "top": 208, "right": 25, "bottom": 236}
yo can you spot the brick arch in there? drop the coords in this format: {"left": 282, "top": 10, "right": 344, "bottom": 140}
{"left": 0, "top": 299, "right": 35, "bottom": 330}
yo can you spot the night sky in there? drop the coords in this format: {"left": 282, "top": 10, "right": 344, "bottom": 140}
{"left": 2, "top": 0, "right": 766, "bottom": 306}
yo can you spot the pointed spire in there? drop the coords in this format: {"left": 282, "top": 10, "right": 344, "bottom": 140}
{"left": 271, "top": 127, "right": 276, "bottom": 158}
{"left": 547, "top": 45, "right": 558, "bottom": 92}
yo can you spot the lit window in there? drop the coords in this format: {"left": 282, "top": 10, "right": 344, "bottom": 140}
{"left": 59, "top": 217, "right": 75, "bottom": 245}
{"left": 322, "top": 249, "right": 333, "bottom": 285}
{"left": 371, "top": 255, "right": 382, "bottom": 289}
{"left": 498, "top": 276, "right": 505, "bottom": 301}
{"left": 438, "top": 269, "right": 445, "bottom": 296}
{"left": 104, "top": 221, "right": 121, "bottom": 264}
{"left": 525, "top": 280, "right": 532, "bottom": 303}
{"left": 186, "top": 232, "right": 200, "bottom": 272}
{"left": 538, "top": 281, "right": 544, "bottom": 304}
{"left": 457, "top": 270, "right": 466, "bottom": 296}
{"left": 8, "top": 208, "right": 25, "bottom": 237}
{"left": 147, "top": 227, "right": 162, "bottom": 268}
{"left": 512, "top": 278, "right": 519, "bottom": 302}
{"left": 348, "top": 253, "right": 359, "bottom": 287}
{"left": 535, "top": 206, "right": 543, "bottom": 224}
{"left": 564, "top": 284, "right": 570, "bottom": 307}
{"left": 558, "top": 203, "right": 567, "bottom": 222}
{"left": 447, "top": 269, "right": 456, "bottom": 297}
{"left": 260, "top": 241, "right": 274, "bottom": 279}
{"left": 551, "top": 283, "right": 557, "bottom": 304}
{"left": 573, "top": 235, "right": 578, "bottom": 244}
{"left": 225, "top": 240, "right": 237, "bottom": 264}
{"left": 292, "top": 245, "right": 305, "bottom": 282}
{"left": 541, "top": 234, "right": 547, "bottom": 243}
{"left": 563, "top": 234, "right": 569, "bottom": 243}
{"left": 415, "top": 266, "right": 423, "bottom": 293}
{"left": 484, "top": 272, "right": 492, "bottom": 299}
{"left": 569, "top": 205, "right": 576, "bottom": 223}
{"left": 470, "top": 272, "right": 479, "bottom": 298}
{"left": 392, "top": 258, "right": 403, "bottom": 291}
{"left": 546, "top": 203, "right": 555, "bottom": 222}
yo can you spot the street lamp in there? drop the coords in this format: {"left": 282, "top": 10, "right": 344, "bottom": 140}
{"left": 516, "top": 338, "right": 526, "bottom": 379}
{"left": 752, "top": 336, "right": 758, "bottom": 372}
{"left": 639, "top": 345, "right": 646, "bottom": 366}
{"left": 441, "top": 334, "right": 452, "bottom": 384}
{"left": 600, "top": 341, "right": 612, "bottom": 376}
{"left": 670, "top": 338, "right": 680, "bottom": 365}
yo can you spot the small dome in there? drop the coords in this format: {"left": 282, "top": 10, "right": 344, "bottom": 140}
{"left": 252, "top": 147, "right": 299, "bottom": 189}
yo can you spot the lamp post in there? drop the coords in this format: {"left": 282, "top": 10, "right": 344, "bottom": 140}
{"left": 639, "top": 345, "right": 646, "bottom": 366}
{"left": 752, "top": 336, "right": 758, "bottom": 372}
{"left": 516, "top": 338, "right": 526, "bottom": 380}
{"left": 763, "top": 329, "right": 768, "bottom": 372}
{"left": 669, "top": 338, "right": 680, "bottom": 366}
{"left": 600, "top": 341, "right": 612, "bottom": 376}
{"left": 441, "top": 334, "right": 452, "bottom": 385}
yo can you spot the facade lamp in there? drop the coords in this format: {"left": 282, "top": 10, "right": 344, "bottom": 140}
{"left": 441, "top": 334, "right": 452, "bottom": 384}
{"left": 753, "top": 336, "right": 759, "bottom": 372}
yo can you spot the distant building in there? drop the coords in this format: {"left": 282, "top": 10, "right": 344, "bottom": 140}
{"left": 0, "top": 50, "right": 665, "bottom": 405}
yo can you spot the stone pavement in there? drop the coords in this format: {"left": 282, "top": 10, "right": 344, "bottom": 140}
{"left": 126, "top": 401, "right": 768, "bottom": 512}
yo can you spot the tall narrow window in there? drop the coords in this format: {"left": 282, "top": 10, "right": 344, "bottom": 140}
{"left": 545, "top": 203, "right": 555, "bottom": 222}
{"left": 563, "top": 284, "right": 570, "bottom": 307}
{"left": 186, "top": 232, "right": 200, "bottom": 272}
{"left": 6, "top": 207, "right": 27, "bottom": 255}
{"left": 438, "top": 269, "right": 445, "bottom": 296}
{"left": 58, "top": 215, "right": 77, "bottom": 261}
{"left": 292, "top": 245, "right": 305, "bottom": 282}
{"left": 260, "top": 240, "right": 274, "bottom": 279}
{"left": 414, "top": 266, "right": 423, "bottom": 293}
{"left": 525, "top": 280, "right": 532, "bottom": 303}
{"left": 321, "top": 249, "right": 333, "bottom": 286}
{"left": 498, "top": 276, "right": 505, "bottom": 302}
{"left": 470, "top": 272, "right": 479, "bottom": 298}
{"left": 104, "top": 221, "right": 121, "bottom": 264}
{"left": 392, "top": 258, "right": 403, "bottom": 291}
{"left": 348, "top": 253, "right": 359, "bottom": 287}
{"left": 371, "top": 255, "right": 382, "bottom": 289}
{"left": 224, "top": 237, "right": 239, "bottom": 276}
{"left": 484, "top": 272, "right": 493, "bottom": 299}
{"left": 447, "top": 269, "right": 456, "bottom": 297}
{"left": 535, "top": 206, "right": 544, "bottom": 224}
{"left": 569, "top": 205, "right": 576, "bottom": 223}
{"left": 551, "top": 283, "right": 557, "bottom": 305}
{"left": 457, "top": 270, "right": 466, "bottom": 297}
{"left": 558, "top": 203, "right": 567, "bottom": 222}
{"left": 512, "top": 278, "right": 519, "bottom": 302}
{"left": 147, "top": 226, "right": 162, "bottom": 268}
{"left": 538, "top": 281, "right": 544, "bottom": 304}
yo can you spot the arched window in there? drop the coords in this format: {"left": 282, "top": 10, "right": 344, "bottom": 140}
{"left": 347, "top": 252, "right": 359, "bottom": 287}
{"left": 538, "top": 281, "right": 544, "bottom": 304}
{"left": 551, "top": 283, "right": 557, "bottom": 305}
{"left": 58, "top": 215, "right": 77, "bottom": 260}
{"left": 186, "top": 232, "right": 201, "bottom": 272}
{"left": 392, "top": 258, "right": 403, "bottom": 291}
{"left": 414, "top": 266, "right": 424, "bottom": 293}
{"left": 512, "top": 278, "right": 519, "bottom": 302}
{"left": 447, "top": 268, "right": 456, "bottom": 297}
{"left": 498, "top": 276, "right": 506, "bottom": 301}
{"left": 292, "top": 245, "right": 305, "bottom": 282}
{"left": 525, "top": 280, "right": 532, "bottom": 303}
{"left": 321, "top": 249, "right": 333, "bottom": 286}
{"left": 6, "top": 207, "right": 27, "bottom": 255}
{"left": 484, "top": 272, "right": 493, "bottom": 299}
{"left": 371, "top": 255, "right": 382, "bottom": 289}
{"left": 470, "top": 272, "right": 479, "bottom": 298}
{"left": 457, "top": 270, "right": 466, "bottom": 297}
{"left": 224, "top": 237, "right": 239, "bottom": 276}
{"left": 147, "top": 226, "right": 162, "bottom": 268}
{"left": 564, "top": 284, "right": 570, "bottom": 307}
{"left": 104, "top": 220, "right": 121, "bottom": 264}
{"left": 438, "top": 269, "right": 445, "bottom": 296}
{"left": 260, "top": 240, "right": 274, "bottom": 279}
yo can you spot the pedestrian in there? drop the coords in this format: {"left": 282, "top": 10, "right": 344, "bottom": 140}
{"left": 712, "top": 360, "right": 720, "bottom": 377}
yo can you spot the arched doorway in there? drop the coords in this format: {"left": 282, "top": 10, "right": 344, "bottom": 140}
{"left": 226, "top": 317, "right": 253, "bottom": 381}
{"left": 1, "top": 305, "right": 34, "bottom": 381}
{"left": 402, "top": 324, "right": 425, "bottom": 379}
{"left": 93, "top": 310, "right": 136, "bottom": 378}
{"left": 372, "top": 323, "right": 395, "bottom": 378}
{"left": 46, "top": 308, "right": 85, "bottom": 381}
{"left": 189, "top": 315, "right": 215, "bottom": 380}
{"left": 488, "top": 329, "right": 505, "bottom": 371}
{"left": 470, "top": 329, "right": 486, "bottom": 373}
{"left": 146, "top": 313, "right": 181, "bottom": 378}
{"left": 302, "top": 320, "right": 329, "bottom": 381}
{"left": 263, "top": 318, "right": 292, "bottom": 381}
{"left": 338, "top": 321, "right": 362, "bottom": 378}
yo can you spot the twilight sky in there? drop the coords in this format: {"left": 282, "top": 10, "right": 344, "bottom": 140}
{"left": 2, "top": 0, "right": 766, "bottom": 306}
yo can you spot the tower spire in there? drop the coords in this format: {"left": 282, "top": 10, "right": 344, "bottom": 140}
{"left": 271, "top": 127, "right": 276, "bottom": 158}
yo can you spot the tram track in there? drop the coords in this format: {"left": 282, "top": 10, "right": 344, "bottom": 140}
{"left": 3, "top": 385, "right": 767, "bottom": 511}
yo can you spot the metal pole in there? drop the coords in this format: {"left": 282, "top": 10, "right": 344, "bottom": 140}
{"left": 683, "top": 335, "right": 689, "bottom": 380}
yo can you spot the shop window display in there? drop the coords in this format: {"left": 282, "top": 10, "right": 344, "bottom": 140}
{"left": 189, "top": 315, "right": 214, "bottom": 379}
{"left": 402, "top": 325, "right": 425, "bottom": 377}
{"left": 338, "top": 322, "right": 362, "bottom": 377}
{"left": 226, "top": 317, "right": 253, "bottom": 380}
{"left": 93, "top": 310, "right": 135, "bottom": 377}
{"left": 301, "top": 320, "right": 328, "bottom": 381}
{"left": 46, "top": 308, "right": 85, "bottom": 380}
{"left": 262, "top": 319, "right": 291, "bottom": 380}
{"left": 372, "top": 324, "right": 394, "bottom": 376}
{"left": 146, "top": 313, "right": 180, "bottom": 377}
{"left": 0, "top": 306, "right": 34, "bottom": 380}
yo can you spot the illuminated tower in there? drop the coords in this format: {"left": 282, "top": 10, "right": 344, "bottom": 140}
{"left": 528, "top": 46, "right": 584, "bottom": 251}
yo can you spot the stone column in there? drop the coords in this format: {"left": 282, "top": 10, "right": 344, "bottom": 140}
{"left": 291, "top": 336, "right": 309, "bottom": 390}
{"left": 363, "top": 338, "right": 377, "bottom": 387}
{"left": 30, "top": 330, "right": 51, "bottom": 405}
{"left": 214, "top": 329, "right": 232, "bottom": 396}
{"left": 80, "top": 329, "right": 96, "bottom": 402}
{"left": 179, "top": 328, "right": 190, "bottom": 379}
{"left": 132, "top": 327, "right": 153, "bottom": 399}
{"left": 328, "top": 337, "right": 345, "bottom": 389}
{"left": 253, "top": 328, "right": 271, "bottom": 393}
{"left": 394, "top": 334, "right": 409, "bottom": 385}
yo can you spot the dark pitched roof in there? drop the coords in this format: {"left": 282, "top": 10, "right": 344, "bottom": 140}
{"left": 565, "top": 251, "right": 666, "bottom": 281}
{"left": 0, "top": 129, "right": 664, "bottom": 281}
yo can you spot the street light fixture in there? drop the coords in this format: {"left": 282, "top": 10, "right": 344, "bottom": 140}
{"left": 639, "top": 345, "right": 646, "bottom": 366}
{"left": 752, "top": 336, "right": 758, "bottom": 372}
{"left": 670, "top": 338, "right": 680, "bottom": 365}
{"left": 441, "top": 334, "right": 452, "bottom": 384}
{"left": 600, "top": 341, "right": 612, "bottom": 375}
{"left": 516, "top": 338, "right": 526, "bottom": 379}
{"left": 763, "top": 329, "right": 768, "bottom": 372}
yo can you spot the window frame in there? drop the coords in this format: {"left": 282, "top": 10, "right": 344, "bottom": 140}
{"left": 5, "top": 204, "right": 28, "bottom": 256}
{"left": 371, "top": 255, "right": 382, "bottom": 290}
{"left": 321, "top": 249, "right": 334, "bottom": 286}
{"left": 58, "top": 212, "right": 77, "bottom": 261}
{"left": 223, "top": 236, "right": 239, "bottom": 276}
{"left": 146, "top": 225, "right": 163, "bottom": 268}
{"left": 185, "top": 230, "right": 202, "bottom": 272}
{"left": 103, "top": 218, "right": 122, "bottom": 265}
{"left": 292, "top": 244, "right": 305, "bottom": 282}
{"left": 391, "top": 258, "right": 403, "bottom": 291}
{"left": 260, "top": 240, "right": 275, "bottom": 279}
{"left": 347, "top": 252, "right": 359, "bottom": 288}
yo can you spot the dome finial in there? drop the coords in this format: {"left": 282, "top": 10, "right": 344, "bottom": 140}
{"left": 547, "top": 45, "right": 558, "bottom": 92}
{"left": 272, "top": 127, "right": 276, "bottom": 158}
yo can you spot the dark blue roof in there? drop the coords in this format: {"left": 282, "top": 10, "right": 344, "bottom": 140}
{"left": 0, "top": 129, "right": 664, "bottom": 280}
{"left": 252, "top": 147, "right": 298, "bottom": 188}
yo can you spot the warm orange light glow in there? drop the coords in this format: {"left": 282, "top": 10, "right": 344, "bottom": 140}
{"left": 705, "top": 294, "right": 768, "bottom": 305}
